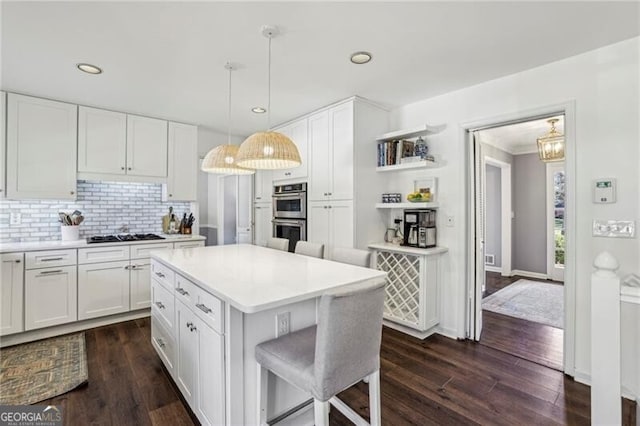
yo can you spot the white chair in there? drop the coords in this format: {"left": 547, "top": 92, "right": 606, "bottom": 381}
{"left": 256, "top": 281, "right": 386, "bottom": 426}
{"left": 332, "top": 247, "right": 372, "bottom": 268}
{"left": 267, "top": 237, "right": 289, "bottom": 252}
{"left": 294, "top": 241, "right": 324, "bottom": 259}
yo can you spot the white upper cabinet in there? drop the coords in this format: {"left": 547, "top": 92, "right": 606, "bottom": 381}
{"left": 272, "top": 118, "right": 308, "bottom": 182}
{"left": 127, "top": 114, "right": 168, "bottom": 177}
{"left": 253, "top": 169, "right": 273, "bottom": 202}
{"left": 0, "top": 92, "right": 6, "bottom": 198}
{"left": 78, "top": 106, "right": 127, "bottom": 175}
{"left": 6, "top": 93, "right": 77, "bottom": 200}
{"left": 308, "top": 110, "right": 330, "bottom": 201}
{"left": 328, "top": 103, "right": 354, "bottom": 200}
{"left": 165, "top": 122, "right": 198, "bottom": 201}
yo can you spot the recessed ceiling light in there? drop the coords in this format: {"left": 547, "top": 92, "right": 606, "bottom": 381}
{"left": 252, "top": 107, "right": 267, "bottom": 114}
{"left": 350, "top": 51, "right": 372, "bottom": 65}
{"left": 77, "top": 63, "right": 102, "bottom": 74}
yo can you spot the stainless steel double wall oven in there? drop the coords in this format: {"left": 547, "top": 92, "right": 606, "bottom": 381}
{"left": 272, "top": 183, "right": 307, "bottom": 252}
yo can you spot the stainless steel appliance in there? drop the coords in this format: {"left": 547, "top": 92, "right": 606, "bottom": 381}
{"left": 273, "top": 183, "right": 307, "bottom": 219}
{"left": 403, "top": 209, "right": 436, "bottom": 248}
{"left": 87, "top": 233, "right": 165, "bottom": 244}
{"left": 272, "top": 183, "right": 307, "bottom": 252}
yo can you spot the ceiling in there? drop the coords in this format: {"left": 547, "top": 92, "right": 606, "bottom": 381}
{"left": 479, "top": 115, "right": 564, "bottom": 155}
{"left": 2, "top": 2, "right": 638, "bottom": 137}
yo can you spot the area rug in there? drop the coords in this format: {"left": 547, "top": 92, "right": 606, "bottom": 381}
{"left": 482, "top": 279, "right": 564, "bottom": 329}
{"left": 0, "top": 333, "right": 88, "bottom": 405}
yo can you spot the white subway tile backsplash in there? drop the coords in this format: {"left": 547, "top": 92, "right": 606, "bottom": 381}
{"left": 0, "top": 180, "right": 191, "bottom": 243}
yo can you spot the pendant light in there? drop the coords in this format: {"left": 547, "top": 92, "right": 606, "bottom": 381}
{"left": 235, "top": 26, "right": 302, "bottom": 170}
{"left": 201, "top": 63, "right": 255, "bottom": 175}
{"left": 537, "top": 118, "right": 565, "bottom": 163}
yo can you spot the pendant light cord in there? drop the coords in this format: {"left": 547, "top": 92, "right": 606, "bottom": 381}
{"left": 227, "top": 63, "right": 232, "bottom": 145}
{"left": 267, "top": 34, "right": 272, "bottom": 130}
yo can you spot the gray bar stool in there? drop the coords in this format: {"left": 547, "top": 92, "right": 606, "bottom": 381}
{"left": 332, "top": 247, "right": 372, "bottom": 268}
{"left": 255, "top": 281, "right": 385, "bottom": 426}
{"left": 294, "top": 241, "right": 325, "bottom": 259}
{"left": 267, "top": 237, "right": 289, "bottom": 251}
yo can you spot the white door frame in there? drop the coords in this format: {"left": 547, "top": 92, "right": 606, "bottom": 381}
{"left": 484, "top": 156, "right": 512, "bottom": 276}
{"left": 462, "top": 101, "right": 576, "bottom": 376}
{"left": 546, "top": 162, "right": 565, "bottom": 282}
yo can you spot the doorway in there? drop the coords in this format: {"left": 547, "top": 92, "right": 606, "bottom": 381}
{"left": 466, "top": 109, "right": 572, "bottom": 373}
{"left": 217, "top": 174, "right": 253, "bottom": 245}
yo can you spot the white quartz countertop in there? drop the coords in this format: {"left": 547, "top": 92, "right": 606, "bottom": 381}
{"left": 368, "top": 242, "right": 448, "bottom": 256}
{"left": 151, "top": 244, "right": 387, "bottom": 314}
{"left": 0, "top": 234, "right": 205, "bottom": 254}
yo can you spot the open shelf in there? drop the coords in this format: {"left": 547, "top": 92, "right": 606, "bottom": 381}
{"left": 376, "top": 124, "right": 445, "bottom": 142}
{"left": 376, "top": 160, "right": 441, "bottom": 172}
{"left": 376, "top": 202, "right": 439, "bottom": 209}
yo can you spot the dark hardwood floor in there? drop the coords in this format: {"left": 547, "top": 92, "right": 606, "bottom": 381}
{"left": 39, "top": 317, "right": 636, "bottom": 425}
{"left": 481, "top": 272, "right": 564, "bottom": 370}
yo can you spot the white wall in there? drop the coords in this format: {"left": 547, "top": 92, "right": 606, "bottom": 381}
{"left": 389, "top": 37, "right": 639, "bottom": 397}
{"left": 485, "top": 164, "right": 502, "bottom": 268}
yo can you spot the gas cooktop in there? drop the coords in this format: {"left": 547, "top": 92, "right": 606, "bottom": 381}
{"left": 87, "top": 233, "right": 165, "bottom": 244}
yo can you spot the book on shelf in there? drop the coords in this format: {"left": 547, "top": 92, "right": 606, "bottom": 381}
{"left": 377, "top": 139, "right": 416, "bottom": 167}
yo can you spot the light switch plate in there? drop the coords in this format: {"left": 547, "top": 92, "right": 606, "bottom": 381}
{"left": 592, "top": 220, "right": 635, "bottom": 238}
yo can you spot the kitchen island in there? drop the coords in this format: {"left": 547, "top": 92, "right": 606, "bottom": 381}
{"left": 149, "top": 244, "right": 386, "bottom": 426}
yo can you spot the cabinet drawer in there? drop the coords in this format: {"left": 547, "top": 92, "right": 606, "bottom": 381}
{"left": 25, "top": 249, "right": 76, "bottom": 269}
{"left": 151, "top": 260, "right": 175, "bottom": 291}
{"left": 152, "top": 279, "right": 175, "bottom": 334}
{"left": 173, "top": 240, "right": 205, "bottom": 249}
{"left": 175, "top": 274, "right": 197, "bottom": 307}
{"left": 78, "top": 246, "right": 130, "bottom": 264}
{"left": 151, "top": 316, "right": 176, "bottom": 374}
{"left": 193, "top": 286, "right": 224, "bottom": 334}
{"left": 131, "top": 243, "right": 173, "bottom": 260}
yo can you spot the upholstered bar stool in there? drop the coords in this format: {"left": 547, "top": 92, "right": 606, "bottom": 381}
{"left": 267, "top": 237, "right": 289, "bottom": 251}
{"left": 255, "top": 281, "right": 386, "bottom": 426}
{"left": 294, "top": 241, "right": 325, "bottom": 259}
{"left": 332, "top": 247, "right": 372, "bottom": 268}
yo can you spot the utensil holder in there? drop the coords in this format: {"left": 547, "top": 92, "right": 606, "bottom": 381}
{"left": 61, "top": 225, "right": 80, "bottom": 241}
{"left": 182, "top": 227, "right": 192, "bottom": 235}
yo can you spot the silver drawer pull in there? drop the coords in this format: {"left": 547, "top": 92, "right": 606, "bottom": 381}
{"left": 124, "top": 265, "right": 131, "bottom": 270}
{"left": 15, "top": 259, "right": 21, "bottom": 263}
{"left": 155, "top": 301, "right": 165, "bottom": 310}
{"left": 157, "top": 338, "right": 166, "bottom": 348}
{"left": 176, "top": 287, "right": 189, "bottom": 296}
{"left": 39, "top": 269, "right": 63, "bottom": 275}
{"left": 130, "top": 265, "right": 138, "bottom": 269}
{"left": 190, "top": 325, "right": 197, "bottom": 332}
{"left": 41, "top": 257, "right": 64, "bottom": 262}
{"left": 155, "top": 272, "right": 165, "bottom": 278}
{"left": 186, "top": 321, "right": 193, "bottom": 328}
{"left": 196, "top": 303, "right": 212, "bottom": 314}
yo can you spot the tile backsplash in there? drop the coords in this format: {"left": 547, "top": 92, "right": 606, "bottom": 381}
{"left": 0, "top": 180, "right": 191, "bottom": 243}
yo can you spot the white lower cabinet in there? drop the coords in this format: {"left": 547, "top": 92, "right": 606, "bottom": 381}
{"left": 195, "top": 317, "right": 225, "bottom": 426}
{"left": 307, "top": 200, "right": 354, "bottom": 259}
{"left": 25, "top": 266, "right": 77, "bottom": 330}
{"left": 78, "top": 261, "right": 130, "bottom": 320}
{"left": 0, "top": 253, "right": 24, "bottom": 336}
{"left": 130, "top": 262, "right": 151, "bottom": 310}
{"left": 176, "top": 299, "right": 198, "bottom": 405}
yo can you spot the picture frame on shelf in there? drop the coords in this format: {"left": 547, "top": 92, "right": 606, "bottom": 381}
{"left": 414, "top": 177, "right": 438, "bottom": 202}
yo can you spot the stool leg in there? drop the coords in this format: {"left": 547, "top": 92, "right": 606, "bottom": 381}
{"left": 257, "top": 362, "right": 268, "bottom": 425}
{"left": 314, "top": 399, "right": 329, "bottom": 426}
{"left": 369, "top": 370, "right": 381, "bottom": 426}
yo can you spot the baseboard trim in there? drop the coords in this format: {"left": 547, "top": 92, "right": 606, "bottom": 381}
{"left": 0, "top": 309, "right": 151, "bottom": 348}
{"left": 485, "top": 265, "right": 503, "bottom": 273}
{"left": 510, "top": 269, "right": 550, "bottom": 280}
{"left": 573, "top": 369, "right": 639, "bottom": 401}
{"left": 383, "top": 320, "right": 437, "bottom": 340}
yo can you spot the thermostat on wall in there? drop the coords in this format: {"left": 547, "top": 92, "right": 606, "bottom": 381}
{"left": 593, "top": 178, "right": 616, "bottom": 203}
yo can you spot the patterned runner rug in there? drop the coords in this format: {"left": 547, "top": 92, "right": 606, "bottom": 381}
{"left": 482, "top": 279, "right": 564, "bottom": 329}
{"left": 0, "top": 333, "right": 88, "bottom": 405}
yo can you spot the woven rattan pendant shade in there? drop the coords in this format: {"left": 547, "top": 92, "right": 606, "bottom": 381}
{"left": 201, "top": 144, "right": 255, "bottom": 175}
{"left": 236, "top": 131, "right": 301, "bottom": 169}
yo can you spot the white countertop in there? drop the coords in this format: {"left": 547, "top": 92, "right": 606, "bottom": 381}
{"left": 368, "top": 242, "right": 448, "bottom": 256}
{"left": 0, "top": 234, "right": 205, "bottom": 254}
{"left": 151, "top": 244, "right": 387, "bottom": 314}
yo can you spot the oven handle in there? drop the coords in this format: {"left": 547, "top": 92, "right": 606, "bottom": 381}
{"left": 272, "top": 219, "right": 306, "bottom": 226}
{"left": 272, "top": 192, "right": 306, "bottom": 199}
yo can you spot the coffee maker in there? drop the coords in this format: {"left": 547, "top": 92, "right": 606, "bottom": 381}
{"left": 403, "top": 209, "right": 437, "bottom": 248}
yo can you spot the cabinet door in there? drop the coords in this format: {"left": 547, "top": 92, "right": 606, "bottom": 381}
{"left": 196, "top": 318, "right": 225, "bottom": 426}
{"left": 25, "top": 265, "right": 77, "bottom": 330}
{"left": 78, "top": 261, "right": 130, "bottom": 320}
{"left": 308, "top": 110, "right": 330, "bottom": 201}
{"left": 307, "top": 201, "right": 330, "bottom": 253}
{"left": 0, "top": 253, "right": 24, "bottom": 336}
{"left": 328, "top": 201, "right": 354, "bottom": 260}
{"left": 166, "top": 122, "right": 198, "bottom": 201}
{"left": 0, "top": 92, "right": 6, "bottom": 198}
{"left": 272, "top": 118, "right": 308, "bottom": 181}
{"left": 328, "top": 102, "right": 354, "bottom": 200}
{"left": 7, "top": 94, "right": 77, "bottom": 200}
{"left": 130, "top": 262, "right": 151, "bottom": 310}
{"left": 176, "top": 300, "right": 198, "bottom": 405}
{"left": 253, "top": 169, "right": 272, "bottom": 202}
{"left": 126, "top": 114, "right": 168, "bottom": 177}
{"left": 253, "top": 204, "right": 272, "bottom": 247}
{"left": 78, "top": 106, "right": 127, "bottom": 174}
